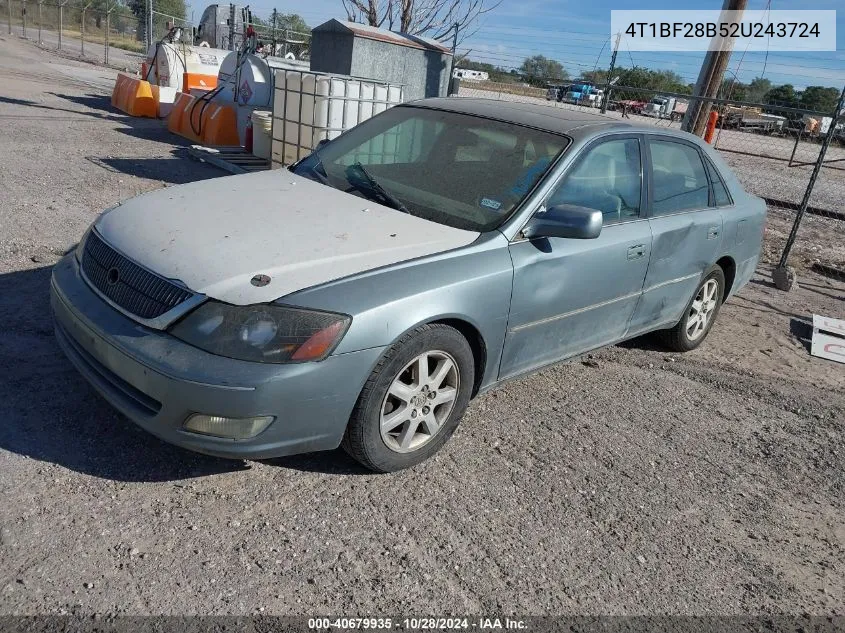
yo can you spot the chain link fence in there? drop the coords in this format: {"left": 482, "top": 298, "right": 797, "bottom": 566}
{"left": 458, "top": 80, "right": 845, "bottom": 284}
{"left": 0, "top": 0, "right": 189, "bottom": 68}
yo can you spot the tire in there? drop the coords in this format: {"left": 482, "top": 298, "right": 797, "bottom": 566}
{"left": 660, "top": 266, "right": 725, "bottom": 353}
{"left": 342, "top": 324, "right": 475, "bottom": 473}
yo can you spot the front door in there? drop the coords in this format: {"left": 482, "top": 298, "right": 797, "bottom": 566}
{"left": 500, "top": 135, "right": 652, "bottom": 379}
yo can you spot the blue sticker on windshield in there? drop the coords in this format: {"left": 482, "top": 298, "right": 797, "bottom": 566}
{"left": 480, "top": 197, "right": 502, "bottom": 211}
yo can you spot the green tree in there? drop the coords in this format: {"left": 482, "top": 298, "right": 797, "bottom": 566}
{"left": 720, "top": 78, "right": 747, "bottom": 101}
{"left": 765, "top": 84, "right": 799, "bottom": 107}
{"left": 520, "top": 55, "right": 568, "bottom": 86}
{"left": 276, "top": 12, "right": 309, "bottom": 35}
{"left": 581, "top": 69, "right": 608, "bottom": 86}
{"left": 745, "top": 77, "right": 771, "bottom": 103}
{"left": 128, "top": 0, "right": 186, "bottom": 40}
{"left": 799, "top": 86, "right": 840, "bottom": 113}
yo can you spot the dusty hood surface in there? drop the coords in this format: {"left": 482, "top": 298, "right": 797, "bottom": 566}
{"left": 95, "top": 170, "right": 479, "bottom": 305}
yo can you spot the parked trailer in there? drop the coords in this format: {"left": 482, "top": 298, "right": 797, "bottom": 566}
{"left": 722, "top": 108, "right": 786, "bottom": 134}
{"left": 453, "top": 69, "right": 489, "bottom": 81}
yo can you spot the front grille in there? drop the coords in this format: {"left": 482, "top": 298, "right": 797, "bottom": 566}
{"left": 81, "top": 231, "right": 193, "bottom": 320}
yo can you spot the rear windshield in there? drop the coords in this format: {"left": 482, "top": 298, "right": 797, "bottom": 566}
{"left": 292, "top": 106, "right": 569, "bottom": 232}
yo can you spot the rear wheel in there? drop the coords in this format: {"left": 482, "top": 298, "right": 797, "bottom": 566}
{"left": 661, "top": 266, "right": 725, "bottom": 352}
{"left": 342, "top": 324, "right": 474, "bottom": 473}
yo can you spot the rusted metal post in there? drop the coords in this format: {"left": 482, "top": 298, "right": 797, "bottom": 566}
{"left": 788, "top": 128, "right": 803, "bottom": 167}
{"left": 21, "top": 0, "right": 27, "bottom": 37}
{"left": 7, "top": 0, "right": 12, "bottom": 34}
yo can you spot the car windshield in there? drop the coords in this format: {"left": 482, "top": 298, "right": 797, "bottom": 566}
{"left": 291, "top": 106, "right": 569, "bottom": 232}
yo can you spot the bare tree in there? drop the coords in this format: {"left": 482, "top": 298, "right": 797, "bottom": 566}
{"left": 340, "top": 0, "right": 500, "bottom": 44}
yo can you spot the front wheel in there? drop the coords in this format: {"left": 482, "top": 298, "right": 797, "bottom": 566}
{"left": 661, "top": 266, "right": 725, "bottom": 352}
{"left": 342, "top": 324, "right": 474, "bottom": 473}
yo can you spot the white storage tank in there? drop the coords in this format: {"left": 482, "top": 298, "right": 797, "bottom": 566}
{"left": 146, "top": 43, "right": 229, "bottom": 90}
{"left": 271, "top": 69, "right": 404, "bottom": 168}
{"left": 216, "top": 54, "right": 308, "bottom": 107}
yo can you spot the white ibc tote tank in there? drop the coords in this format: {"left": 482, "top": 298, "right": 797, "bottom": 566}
{"left": 271, "top": 70, "right": 404, "bottom": 167}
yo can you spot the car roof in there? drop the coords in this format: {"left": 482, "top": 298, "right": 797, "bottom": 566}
{"left": 402, "top": 97, "right": 700, "bottom": 144}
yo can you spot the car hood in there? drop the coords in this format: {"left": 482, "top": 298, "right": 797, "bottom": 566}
{"left": 95, "top": 170, "right": 479, "bottom": 305}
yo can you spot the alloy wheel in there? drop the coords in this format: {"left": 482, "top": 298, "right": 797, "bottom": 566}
{"left": 686, "top": 279, "right": 719, "bottom": 342}
{"left": 380, "top": 350, "right": 460, "bottom": 453}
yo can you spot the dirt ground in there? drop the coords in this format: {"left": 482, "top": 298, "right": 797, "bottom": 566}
{"left": 1, "top": 34, "right": 844, "bottom": 618}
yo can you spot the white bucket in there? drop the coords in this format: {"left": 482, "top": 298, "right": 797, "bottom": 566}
{"left": 251, "top": 110, "right": 273, "bottom": 160}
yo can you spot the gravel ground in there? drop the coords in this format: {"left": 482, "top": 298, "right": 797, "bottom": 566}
{"left": 1, "top": 35, "right": 844, "bottom": 618}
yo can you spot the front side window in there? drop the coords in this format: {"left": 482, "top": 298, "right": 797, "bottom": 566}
{"left": 649, "top": 138, "right": 710, "bottom": 215}
{"left": 292, "top": 107, "right": 568, "bottom": 232}
{"left": 547, "top": 138, "right": 642, "bottom": 225}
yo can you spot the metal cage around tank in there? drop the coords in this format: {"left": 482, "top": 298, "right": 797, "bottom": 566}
{"left": 270, "top": 67, "right": 404, "bottom": 169}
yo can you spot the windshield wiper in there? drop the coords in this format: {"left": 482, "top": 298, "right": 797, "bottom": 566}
{"left": 308, "top": 155, "right": 330, "bottom": 185}
{"left": 348, "top": 161, "right": 410, "bottom": 214}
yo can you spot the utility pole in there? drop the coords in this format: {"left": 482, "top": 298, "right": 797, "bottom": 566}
{"left": 228, "top": 2, "right": 235, "bottom": 50}
{"left": 146, "top": 0, "right": 153, "bottom": 49}
{"left": 682, "top": 0, "right": 747, "bottom": 135}
{"left": 7, "top": 0, "right": 11, "bottom": 35}
{"left": 22, "top": 0, "right": 27, "bottom": 38}
{"left": 447, "top": 21, "right": 458, "bottom": 95}
{"left": 600, "top": 31, "right": 621, "bottom": 114}
{"left": 271, "top": 8, "right": 277, "bottom": 54}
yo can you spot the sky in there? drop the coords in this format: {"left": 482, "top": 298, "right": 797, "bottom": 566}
{"left": 186, "top": 0, "right": 845, "bottom": 90}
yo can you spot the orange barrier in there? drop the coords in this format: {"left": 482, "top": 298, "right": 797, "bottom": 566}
{"left": 182, "top": 73, "right": 218, "bottom": 93}
{"left": 110, "top": 73, "right": 130, "bottom": 109}
{"left": 165, "top": 92, "right": 239, "bottom": 146}
{"left": 704, "top": 110, "right": 719, "bottom": 144}
{"left": 202, "top": 102, "right": 240, "bottom": 146}
{"left": 167, "top": 92, "right": 192, "bottom": 135}
{"left": 110, "top": 73, "right": 157, "bottom": 118}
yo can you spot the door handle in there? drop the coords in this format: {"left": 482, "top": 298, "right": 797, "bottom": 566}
{"left": 627, "top": 244, "right": 646, "bottom": 260}
{"left": 707, "top": 226, "right": 720, "bottom": 240}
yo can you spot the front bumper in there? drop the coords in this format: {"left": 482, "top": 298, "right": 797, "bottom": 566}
{"left": 50, "top": 254, "right": 383, "bottom": 459}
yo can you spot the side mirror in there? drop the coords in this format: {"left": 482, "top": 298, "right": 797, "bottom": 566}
{"left": 522, "top": 204, "right": 603, "bottom": 240}
{"left": 315, "top": 138, "right": 330, "bottom": 150}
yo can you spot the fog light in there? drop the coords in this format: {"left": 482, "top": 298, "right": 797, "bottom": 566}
{"left": 183, "top": 414, "right": 274, "bottom": 440}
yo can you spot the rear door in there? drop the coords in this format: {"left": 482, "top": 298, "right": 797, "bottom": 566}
{"left": 628, "top": 135, "right": 725, "bottom": 335}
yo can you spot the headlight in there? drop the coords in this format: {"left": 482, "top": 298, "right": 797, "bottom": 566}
{"left": 170, "top": 302, "right": 351, "bottom": 363}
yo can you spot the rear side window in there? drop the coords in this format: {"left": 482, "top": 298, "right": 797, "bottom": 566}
{"left": 649, "top": 139, "right": 710, "bottom": 215}
{"left": 705, "top": 158, "right": 733, "bottom": 207}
